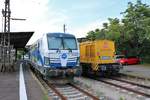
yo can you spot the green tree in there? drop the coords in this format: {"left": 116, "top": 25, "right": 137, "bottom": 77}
{"left": 122, "top": 0, "right": 150, "bottom": 57}
{"left": 85, "top": 0, "right": 150, "bottom": 62}
{"left": 86, "top": 30, "right": 96, "bottom": 40}
{"left": 106, "top": 18, "right": 122, "bottom": 41}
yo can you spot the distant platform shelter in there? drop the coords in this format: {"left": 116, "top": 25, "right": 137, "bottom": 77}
{"left": 0, "top": 32, "right": 34, "bottom": 49}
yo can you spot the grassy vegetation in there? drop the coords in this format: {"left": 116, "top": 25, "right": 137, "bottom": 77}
{"left": 42, "top": 95, "right": 48, "bottom": 100}
{"left": 119, "top": 96, "right": 125, "bottom": 100}
{"left": 141, "top": 63, "right": 150, "bottom": 67}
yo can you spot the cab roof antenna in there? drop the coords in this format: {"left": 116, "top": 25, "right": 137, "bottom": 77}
{"left": 63, "top": 24, "right": 66, "bottom": 33}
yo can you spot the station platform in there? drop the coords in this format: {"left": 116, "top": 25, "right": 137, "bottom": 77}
{"left": 0, "top": 60, "right": 45, "bottom": 100}
{"left": 120, "top": 64, "right": 150, "bottom": 79}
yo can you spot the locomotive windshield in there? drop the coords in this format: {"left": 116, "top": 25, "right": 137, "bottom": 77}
{"left": 47, "top": 37, "right": 62, "bottom": 49}
{"left": 47, "top": 36, "right": 77, "bottom": 50}
{"left": 63, "top": 38, "right": 77, "bottom": 50}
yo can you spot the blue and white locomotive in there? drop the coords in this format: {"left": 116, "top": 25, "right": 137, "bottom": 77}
{"left": 29, "top": 32, "right": 80, "bottom": 81}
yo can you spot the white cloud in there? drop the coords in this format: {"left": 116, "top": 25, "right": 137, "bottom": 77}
{"left": 0, "top": 0, "right": 70, "bottom": 45}
{"left": 0, "top": 0, "right": 107, "bottom": 46}
{"left": 68, "top": 19, "right": 108, "bottom": 38}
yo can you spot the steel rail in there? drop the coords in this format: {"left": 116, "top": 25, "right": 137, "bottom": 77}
{"left": 120, "top": 73, "right": 150, "bottom": 81}
{"left": 29, "top": 64, "right": 67, "bottom": 100}
{"left": 98, "top": 78, "right": 150, "bottom": 98}
{"left": 69, "top": 83, "right": 100, "bottom": 100}
{"left": 45, "top": 81, "right": 67, "bottom": 100}
{"left": 84, "top": 75, "right": 150, "bottom": 98}
{"left": 29, "top": 62, "right": 99, "bottom": 100}
{"left": 111, "top": 77, "right": 150, "bottom": 89}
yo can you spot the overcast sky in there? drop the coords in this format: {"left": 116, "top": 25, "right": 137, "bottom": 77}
{"left": 0, "top": 0, "right": 150, "bottom": 45}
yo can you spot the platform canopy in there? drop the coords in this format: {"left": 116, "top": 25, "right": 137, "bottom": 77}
{"left": 0, "top": 32, "right": 34, "bottom": 49}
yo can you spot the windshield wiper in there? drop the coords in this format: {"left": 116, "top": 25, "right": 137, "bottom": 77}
{"left": 67, "top": 48, "right": 72, "bottom": 52}
{"left": 56, "top": 49, "right": 61, "bottom": 53}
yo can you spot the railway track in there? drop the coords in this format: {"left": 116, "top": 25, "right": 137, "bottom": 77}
{"left": 90, "top": 76, "right": 150, "bottom": 98}
{"left": 84, "top": 72, "right": 150, "bottom": 98}
{"left": 30, "top": 69, "right": 99, "bottom": 100}
{"left": 119, "top": 73, "right": 150, "bottom": 81}
{"left": 46, "top": 82, "right": 100, "bottom": 100}
{"left": 110, "top": 77, "right": 150, "bottom": 89}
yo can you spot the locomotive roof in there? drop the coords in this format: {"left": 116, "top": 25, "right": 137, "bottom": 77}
{"left": 46, "top": 32, "right": 75, "bottom": 38}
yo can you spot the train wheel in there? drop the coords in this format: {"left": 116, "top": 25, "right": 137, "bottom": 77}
{"left": 112, "top": 71, "right": 119, "bottom": 76}
{"left": 87, "top": 65, "right": 94, "bottom": 75}
{"left": 81, "top": 64, "right": 88, "bottom": 76}
{"left": 104, "top": 71, "right": 111, "bottom": 78}
{"left": 98, "top": 71, "right": 104, "bottom": 77}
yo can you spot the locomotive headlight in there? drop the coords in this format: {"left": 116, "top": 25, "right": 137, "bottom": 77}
{"left": 44, "top": 57, "right": 50, "bottom": 66}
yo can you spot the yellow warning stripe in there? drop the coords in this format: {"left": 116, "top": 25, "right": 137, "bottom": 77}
{"left": 92, "top": 63, "right": 99, "bottom": 71}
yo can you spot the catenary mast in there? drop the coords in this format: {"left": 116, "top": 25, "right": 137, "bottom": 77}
{"left": 1, "top": 0, "right": 12, "bottom": 72}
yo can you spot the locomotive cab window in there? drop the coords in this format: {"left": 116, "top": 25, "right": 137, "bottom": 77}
{"left": 47, "top": 37, "right": 63, "bottom": 50}
{"left": 47, "top": 36, "right": 77, "bottom": 50}
{"left": 63, "top": 38, "right": 77, "bottom": 50}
